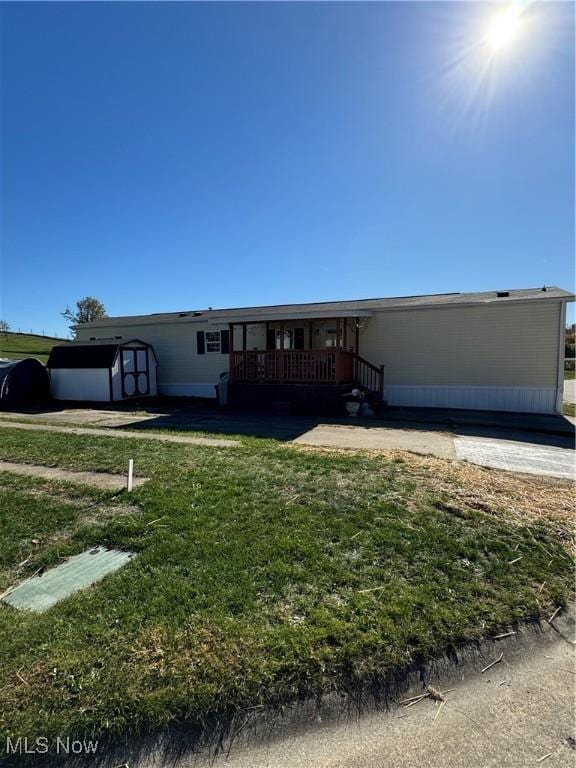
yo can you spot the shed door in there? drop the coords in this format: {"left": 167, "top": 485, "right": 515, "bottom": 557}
{"left": 121, "top": 348, "right": 150, "bottom": 397}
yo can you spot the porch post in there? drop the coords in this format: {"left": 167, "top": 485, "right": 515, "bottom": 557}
{"left": 308, "top": 321, "right": 313, "bottom": 350}
{"left": 343, "top": 318, "right": 348, "bottom": 350}
{"left": 335, "top": 318, "right": 341, "bottom": 383}
{"left": 229, "top": 323, "right": 235, "bottom": 380}
{"left": 279, "top": 321, "right": 285, "bottom": 383}
{"left": 355, "top": 319, "right": 359, "bottom": 355}
{"left": 242, "top": 323, "right": 247, "bottom": 352}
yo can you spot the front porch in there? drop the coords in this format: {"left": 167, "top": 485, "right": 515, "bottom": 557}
{"left": 227, "top": 316, "right": 384, "bottom": 409}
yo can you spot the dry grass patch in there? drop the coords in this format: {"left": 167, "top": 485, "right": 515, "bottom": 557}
{"left": 296, "top": 446, "right": 574, "bottom": 546}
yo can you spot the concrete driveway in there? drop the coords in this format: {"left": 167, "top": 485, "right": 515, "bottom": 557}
{"left": 1, "top": 404, "right": 573, "bottom": 479}
{"left": 564, "top": 378, "right": 576, "bottom": 404}
{"left": 293, "top": 423, "right": 456, "bottom": 459}
{"left": 294, "top": 424, "right": 575, "bottom": 479}
{"left": 453, "top": 434, "right": 575, "bottom": 479}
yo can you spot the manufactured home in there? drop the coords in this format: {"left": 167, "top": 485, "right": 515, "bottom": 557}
{"left": 74, "top": 287, "right": 573, "bottom": 414}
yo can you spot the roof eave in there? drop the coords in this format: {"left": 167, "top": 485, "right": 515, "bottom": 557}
{"left": 207, "top": 309, "right": 374, "bottom": 324}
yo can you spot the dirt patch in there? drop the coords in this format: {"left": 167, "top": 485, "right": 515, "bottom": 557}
{"left": 0, "top": 460, "right": 148, "bottom": 491}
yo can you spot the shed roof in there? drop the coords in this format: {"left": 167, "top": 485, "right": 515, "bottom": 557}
{"left": 47, "top": 338, "right": 155, "bottom": 369}
{"left": 74, "top": 286, "right": 574, "bottom": 329}
{"left": 48, "top": 344, "right": 119, "bottom": 369}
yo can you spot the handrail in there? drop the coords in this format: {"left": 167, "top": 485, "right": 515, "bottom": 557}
{"left": 352, "top": 353, "right": 384, "bottom": 399}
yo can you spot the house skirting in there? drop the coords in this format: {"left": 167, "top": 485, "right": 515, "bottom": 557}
{"left": 229, "top": 383, "right": 353, "bottom": 413}
{"left": 384, "top": 386, "right": 558, "bottom": 414}
{"left": 159, "top": 383, "right": 218, "bottom": 399}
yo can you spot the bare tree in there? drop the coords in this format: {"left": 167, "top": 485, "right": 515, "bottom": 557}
{"left": 0, "top": 320, "right": 10, "bottom": 337}
{"left": 62, "top": 297, "right": 108, "bottom": 329}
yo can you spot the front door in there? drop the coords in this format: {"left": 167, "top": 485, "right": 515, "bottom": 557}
{"left": 121, "top": 347, "right": 150, "bottom": 397}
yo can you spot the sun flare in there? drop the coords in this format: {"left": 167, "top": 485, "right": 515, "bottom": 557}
{"left": 486, "top": 6, "right": 523, "bottom": 51}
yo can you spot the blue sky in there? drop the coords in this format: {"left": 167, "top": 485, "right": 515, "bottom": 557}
{"left": 1, "top": 1, "right": 573, "bottom": 337}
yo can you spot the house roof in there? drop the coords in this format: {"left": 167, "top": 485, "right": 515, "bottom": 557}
{"left": 74, "top": 286, "right": 574, "bottom": 329}
{"left": 47, "top": 338, "right": 153, "bottom": 369}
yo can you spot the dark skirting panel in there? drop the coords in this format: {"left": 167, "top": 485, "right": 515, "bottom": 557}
{"left": 229, "top": 383, "right": 354, "bottom": 415}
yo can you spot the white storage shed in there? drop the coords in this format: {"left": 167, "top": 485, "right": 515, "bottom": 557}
{"left": 47, "top": 339, "right": 158, "bottom": 402}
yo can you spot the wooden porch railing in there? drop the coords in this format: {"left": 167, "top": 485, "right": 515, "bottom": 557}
{"left": 353, "top": 355, "right": 385, "bottom": 400}
{"left": 231, "top": 350, "right": 384, "bottom": 398}
{"left": 231, "top": 350, "right": 340, "bottom": 384}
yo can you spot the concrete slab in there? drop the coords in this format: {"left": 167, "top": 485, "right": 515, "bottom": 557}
{"left": 0, "top": 420, "right": 239, "bottom": 447}
{"left": 0, "top": 461, "right": 148, "bottom": 490}
{"left": 0, "top": 408, "right": 158, "bottom": 427}
{"left": 564, "top": 379, "right": 576, "bottom": 405}
{"left": 454, "top": 435, "right": 575, "bottom": 479}
{"left": 2, "top": 546, "right": 134, "bottom": 612}
{"left": 293, "top": 424, "right": 456, "bottom": 459}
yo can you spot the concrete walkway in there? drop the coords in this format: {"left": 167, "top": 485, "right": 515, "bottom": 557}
{"left": 564, "top": 379, "right": 576, "bottom": 405}
{"left": 138, "top": 610, "right": 575, "bottom": 768}
{"left": 0, "top": 420, "right": 239, "bottom": 447}
{"left": 0, "top": 460, "right": 148, "bottom": 491}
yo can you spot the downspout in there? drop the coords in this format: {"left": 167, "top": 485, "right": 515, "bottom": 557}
{"left": 555, "top": 301, "right": 566, "bottom": 414}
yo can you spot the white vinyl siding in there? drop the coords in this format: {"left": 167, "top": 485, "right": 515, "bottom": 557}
{"left": 359, "top": 300, "right": 561, "bottom": 388}
{"left": 76, "top": 322, "right": 228, "bottom": 393}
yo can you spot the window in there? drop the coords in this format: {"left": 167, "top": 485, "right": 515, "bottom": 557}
{"left": 325, "top": 328, "right": 337, "bottom": 348}
{"left": 205, "top": 331, "right": 222, "bottom": 353}
{"left": 271, "top": 327, "right": 305, "bottom": 350}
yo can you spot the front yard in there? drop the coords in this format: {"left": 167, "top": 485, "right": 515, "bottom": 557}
{"left": 0, "top": 426, "right": 573, "bottom": 760}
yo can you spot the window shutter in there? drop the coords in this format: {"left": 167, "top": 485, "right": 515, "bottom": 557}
{"left": 197, "top": 331, "right": 205, "bottom": 355}
{"left": 294, "top": 328, "right": 305, "bottom": 350}
{"left": 266, "top": 328, "right": 276, "bottom": 350}
{"left": 220, "top": 329, "right": 230, "bottom": 354}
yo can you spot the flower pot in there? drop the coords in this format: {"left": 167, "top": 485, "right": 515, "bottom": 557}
{"left": 345, "top": 401, "right": 361, "bottom": 416}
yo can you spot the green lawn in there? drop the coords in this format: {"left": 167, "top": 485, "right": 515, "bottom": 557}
{"left": 563, "top": 402, "right": 576, "bottom": 417}
{"left": 0, "top": 427, "right": 572, "bottom": 761}
{"left": 0, "top": 332, "right": 66, "bottom": 364}
{"left": 565, "top": 369, "right": 575, "bottom": 380}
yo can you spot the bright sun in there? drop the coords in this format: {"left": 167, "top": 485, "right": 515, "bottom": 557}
{"left": 486, "top": 6, "right": 523, "bottom": 51}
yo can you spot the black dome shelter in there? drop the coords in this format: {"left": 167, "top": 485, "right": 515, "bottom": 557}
{"left": 0, "top": 358, "right": 50, "bottom": 406}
